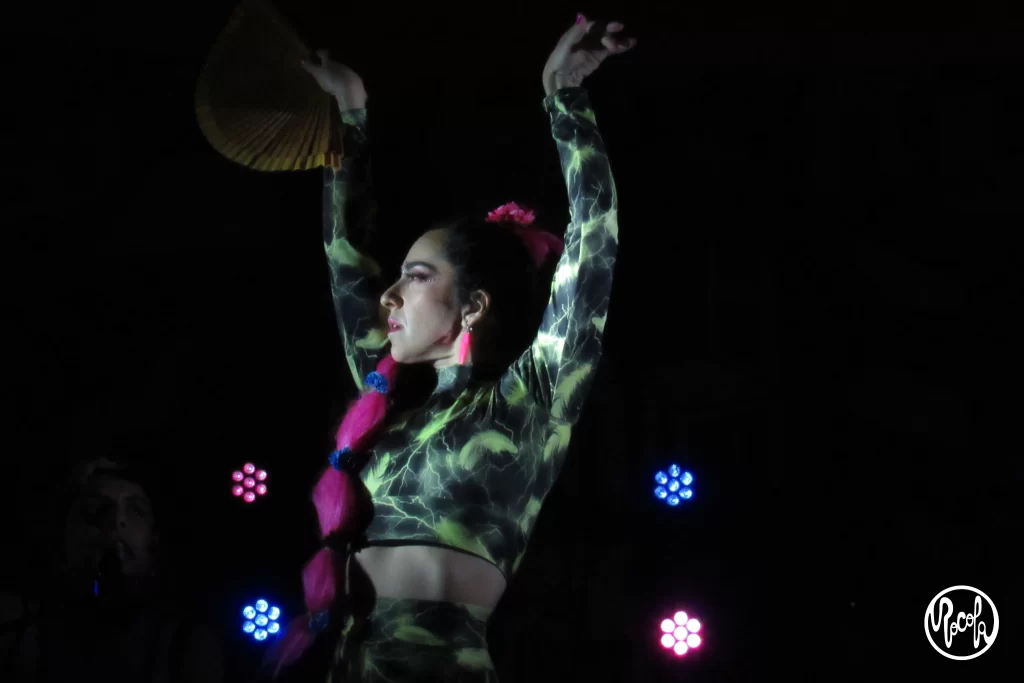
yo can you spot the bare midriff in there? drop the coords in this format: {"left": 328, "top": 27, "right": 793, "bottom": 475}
{"left": 354, "top": 545, "right": 507, "bottom": 609}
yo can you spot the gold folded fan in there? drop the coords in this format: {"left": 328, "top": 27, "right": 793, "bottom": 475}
{"left": 195, "top": 0, "right": 343, "bottom": 171}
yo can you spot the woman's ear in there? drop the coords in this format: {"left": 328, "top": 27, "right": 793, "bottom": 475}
{"left": 462, "top": 290, "right": 491, "bottom": 327}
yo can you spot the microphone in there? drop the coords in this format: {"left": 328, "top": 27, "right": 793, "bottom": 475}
{"left": 93, "top": 546, "right": 124, "bottom": 601}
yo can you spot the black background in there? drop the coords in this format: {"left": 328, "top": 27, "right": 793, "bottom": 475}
{"left": 5, "top": 1, "right": 1022, "bottom": 681}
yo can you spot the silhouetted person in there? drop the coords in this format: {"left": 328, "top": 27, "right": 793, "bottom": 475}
{"left": 1, "top": 457, "right": 223, "bottom": 682}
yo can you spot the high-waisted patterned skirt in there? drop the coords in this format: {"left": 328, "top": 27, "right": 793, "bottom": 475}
{"left": 328, "top": 597, "right": 499, "bottom": 682}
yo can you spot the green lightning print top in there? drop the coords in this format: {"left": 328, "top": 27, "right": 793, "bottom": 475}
{"left": 324, "top": 88, "right": 618, "bottom": 579}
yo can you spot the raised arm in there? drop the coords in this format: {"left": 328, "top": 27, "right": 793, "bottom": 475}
{"left": 500, "top": 87, "right": 618, "bottom": 424}
{"left": 499, "top": 16, "right": 634, "bottom": 424}
{"left": 323, "top": 111, "right": 388, "bottom": 388}
{"left": 304, "top": 53, "right": 389, "bottom": 388}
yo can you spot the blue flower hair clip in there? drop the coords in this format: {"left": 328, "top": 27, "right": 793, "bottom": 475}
{"left": 308, "top": 610, "right": 329, "bottom": 633}
{"left": 329, "top": 447, "right": 352, "bottom": 472}
{"left": 364, "top": 371, "right": 390, "bottom": 394}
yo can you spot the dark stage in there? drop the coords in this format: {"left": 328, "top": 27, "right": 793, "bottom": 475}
{"left": 5, "top": 1, "right": 1022, "bottom": 681}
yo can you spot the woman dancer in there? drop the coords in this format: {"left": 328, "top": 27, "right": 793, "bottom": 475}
{"left": 275, "top": 13, "right": 634, "bottom": 682}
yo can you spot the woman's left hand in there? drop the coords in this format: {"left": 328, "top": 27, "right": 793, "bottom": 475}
{"left": 542, "top": 14, "right": 636, "bottom": 96}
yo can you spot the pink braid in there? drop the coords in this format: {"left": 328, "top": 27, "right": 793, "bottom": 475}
{"left": 267, "top": 354, "right": 399, "bottom": 675}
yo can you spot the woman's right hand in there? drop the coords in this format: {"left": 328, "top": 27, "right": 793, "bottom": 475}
{"left": 300, "top": 50, "right": 368, "bottom": 112}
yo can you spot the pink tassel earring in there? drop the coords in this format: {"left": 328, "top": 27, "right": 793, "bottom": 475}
{"left": 457, "top": 326, "right": 473, "bottom": 365}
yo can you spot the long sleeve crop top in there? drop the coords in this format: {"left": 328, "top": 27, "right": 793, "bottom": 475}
{"left": 322, "top": 88, "right": 619, "bottom": 579}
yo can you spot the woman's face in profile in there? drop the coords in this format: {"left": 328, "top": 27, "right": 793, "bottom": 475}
{"left": 64, "top": 475, "right": 158, "bottom": 578}
{"left": 379, "top": 229, "right": 464, "bottom": 365}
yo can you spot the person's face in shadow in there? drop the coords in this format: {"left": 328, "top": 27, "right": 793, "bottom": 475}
{"left": 64, "top": 475, "right": 159, "bottom": 579}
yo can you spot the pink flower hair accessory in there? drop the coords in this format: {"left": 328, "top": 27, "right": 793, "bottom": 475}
{"left": 486, "top": 202, "right": 536, "bottom": 226}
{"left": 485, "top": 201, "right": 563, "bottom": 267}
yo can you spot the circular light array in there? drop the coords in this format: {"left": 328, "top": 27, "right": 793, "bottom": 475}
{"left": 654, "top": 464, "right": 693, "bottom": 507}
{"left": 232, "top": 463, "right": 269, "bottom": 503}
{"left": 659, "top": 610, "right": 702, "bottom": 656}
{"left": 242, "top": 599, "right": 282, "bottom": 641}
